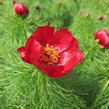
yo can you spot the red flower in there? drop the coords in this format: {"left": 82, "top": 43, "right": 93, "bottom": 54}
{"left": 17, "top": 26, "right": 83, "bottom": 78}
{"left": 98, "top": 16, "right": 104, "bottom": 20}
{"left": 14, "top": 2, "right": 29, "bottom": 17}
{"left": 80, "top": 9, "right": 83, "bottom": 14}
{"left": 94, "top": 30, "right": 109, "bottom": 48}
{"left": 0, "top": 2, "right": 3, "bottom": 5}
{"left": 34, "top": 5, "right": 40, "bottom": 9}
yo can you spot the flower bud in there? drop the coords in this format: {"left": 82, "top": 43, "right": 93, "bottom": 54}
{"left": 0, "top": 2, "right": 3, "bottom": 5}
{"left": 98, "top": 16, "right": 104, "bottom": 20}
{"left": 34, "top": 4, "right": 40, "bottom": 9}
{"left": 14, "top": 2, "right": 29, "bottom": 17}
{"left": 94, "top": 30, "right": 109, "bottom": 48}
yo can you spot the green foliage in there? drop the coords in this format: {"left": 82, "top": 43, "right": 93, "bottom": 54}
{"left": 0, "top": 54, "right": 85, "bottom": 109}
{"left": 0, "top": 0, "right": 109, "bottom": 109}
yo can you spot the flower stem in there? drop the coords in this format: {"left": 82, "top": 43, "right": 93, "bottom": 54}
{"left": 91, "top": 79, "right": 109, "bottom": 108}
{"left": 84, "top": 43, "right": 97, "bottom": 58}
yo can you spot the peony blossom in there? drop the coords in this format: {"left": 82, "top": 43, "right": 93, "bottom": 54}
{"left": 0, "top": 2, "right": 3, "bottom": 5}
{"left": 94, "top": 30, "right": 109, "bottom": 48}
{"left": 98, "top": 16, "right": 104, "bottom": 20}
{"left": 17, "top": 26, "right": 83, "bottom": 78}
{"left": 34, "top": 4, "right": 40, "bottom": 9}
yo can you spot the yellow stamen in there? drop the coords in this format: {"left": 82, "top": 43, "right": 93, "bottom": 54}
{"left": 40, "top": 44, "right": 59, "bottom": 65}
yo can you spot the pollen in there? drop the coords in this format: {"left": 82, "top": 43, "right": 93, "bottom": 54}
{"left": 40, "top": 44, "right": 59, "bottom": 65}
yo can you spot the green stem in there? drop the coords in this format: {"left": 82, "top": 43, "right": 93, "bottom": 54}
{"left": 91, "top": 79, "right": 109, "bottom": 108}
{"left": 84, "top": 45, "right": 95, "bottom": 58}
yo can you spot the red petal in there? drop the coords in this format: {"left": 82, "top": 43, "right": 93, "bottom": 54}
{"left": 25, "top": 35, "right": 35, "bottom": 52}
{"left": 33, "top": 26, "right": 54, "bottom": 46}
{"left": 17, "top": 46, "right": 31, "bottom": 64}
{"left": 43, "top": 65, "right": 66, "bottom": 78}
{"left": 58, "top": 48, "right": 83, "bottom": 74}
{"left": 29, "top": 40, "right": 42, "bottom": 69}
{"left": 69, "top": 38, "right": 79, "bottom": 51}
{"left": 94, "top": 30, "right": 109, "bottom": 48}
{"left": 42, "top": 48, "right": 83, "bottom": 78}
{"left": 17, "top": 35, "right": 35, "bottom": 64}
{"left": 50, "top": 28, "right": 77, "bottom": 53}
{"left": 48, "top": 66, "right": 66, "bottom": 78}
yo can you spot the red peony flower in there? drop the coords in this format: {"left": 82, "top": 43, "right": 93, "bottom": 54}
{"left": 0, "top": 2, "right": 3, "bottom": 5}
{"left": 17, "top": 26, "right": 83, "bottom": 78}
{"left": 14, "top": 2, "right": 29, "bottom": 17}
{"left": 98, "top": 16, "right": 104, "bottom": 20}
{"left": 34, "top": 4, "right": 40, "bottom": 9}
{"left": 80, "top": 9, "right": 83, "bottom": 14}
{"left": 94, "top": 30, "right": 109, "bottom": 48}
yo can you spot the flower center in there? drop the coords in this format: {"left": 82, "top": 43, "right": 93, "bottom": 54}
{"left": 40, "top": 44, "right": 59, "bottom": 65}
